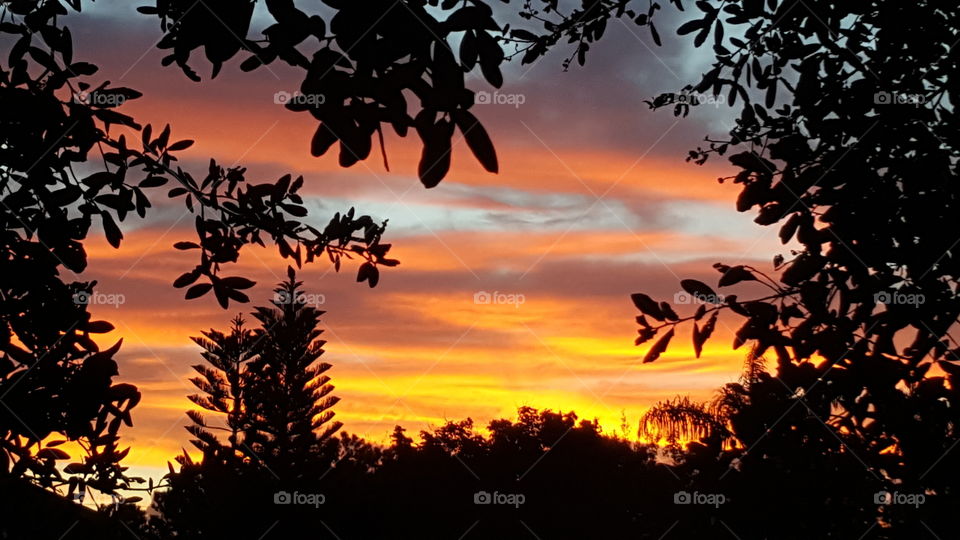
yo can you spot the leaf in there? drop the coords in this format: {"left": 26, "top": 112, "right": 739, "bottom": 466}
{"left": 649, "top": 23, "right": 662, "bottom": 46}
{"left": 643, "top": 328, "right": 674, "bottom": 363}
{"left": 356, "top": 262, "right": 379, "bottom": 287}
{"left": 85, "top": 320, "right": 115, "bottom": 334}
{"left": 185, "top": 283, "right": 213, "bottom": 300}
{"left": 64, "top": 463, "right": 87, "bottom": 474}
{"left": 167, "top": 139, "right": 194, "bottom": 151}
{"left": 139, "top": 176, "right": 167, "bottom": 188}
{"left": 460, "top": 30, "right": 479, "bottom": 69}
{"left": 220, "top": 276, "right": 256, "bottom": 290}
{"left": 240, "top": 55, "right": 263, "bottom": 72}
{"left": 718, "top": 266, "right": 756, "bottom": 287}
{"left": 213, "top": 282, "right": 230, "bottom": 309}
{"left": 680, "top": 279, "right": 719, "bottom": 303}
{"left": 631, "top": 293, "right": 665, "bottom": 321}
{"left": 452, "top": 110, "right": 498, "bottom": 173}
{"left": 477, "top": 32, "right": 504, "bottom": 88}
{"left": 660, "top": 301, "right": 679, "bottom": 321}
{"left": 635, "top": 327, "right": 656, "bottom": 346}
{"left": 101, "top": 212, "right": 122, "bottom": 248}
{"left": 36, "top": 448, "right": 70, "bottom": 460}
{"left": 417, "top": 119, "right": 453, "bottom": 188}
{"left": 779, "top": 213, "right": 800, "bottom": 243}
{"left": 694, "top": 23, "right": 711, "bottom": 48}
{"left": 69, "top": 61, "right": 98, "bottom": 75}
{"left": 61, "top": 26, "right": 73, "bottom": 65}
{"left": 173, "top": 271, "right": 200, "bottom": 288}
{"left": 174, "top": 241, "right": 200, "bottom": 250}
{"left": 693, "top": 312, "right": 718, "bottom": 358}
{"left": 280, "top": 203, "right": 308, "bottom": 217}
{"left": 765, "top": 79, "right": 777, "bottom": 108}
{"left": 677, "top": 19, "right": 705, "bottom": 35}
{"left": 510, "top": 29, "right": 537, "bottom": 41}
{"left": 781, "top": 253, "right": 825, "bottom": 286}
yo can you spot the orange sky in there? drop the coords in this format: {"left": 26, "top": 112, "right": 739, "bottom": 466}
{"left": 50, "top": 3, "right": 789, "bottom": 484}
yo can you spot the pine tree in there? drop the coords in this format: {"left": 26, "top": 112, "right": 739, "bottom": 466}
{"left": 242, "top": 268, "right": 341, "bottom": 479}
{"left": 185, "top": 316, "right": 257, "bottom": 462}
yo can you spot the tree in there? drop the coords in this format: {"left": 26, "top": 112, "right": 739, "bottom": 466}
{"left": 155, "top": 275, "right": 342, "bottom": 538}
{"left": 184, "top": 316, "right": 257, "bottom": 463}
{"left": 241, "top": 268, "right": 342, "bottom": 479}
{"left": 496, "top": 0, "right": 960, "bottom": 535}
{"left": 0, "top": 0, "right": 396, "bottom": 499}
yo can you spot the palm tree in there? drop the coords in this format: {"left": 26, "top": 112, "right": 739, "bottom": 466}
{"left": 639, "top": 349, "right": 764, "bottom": 449}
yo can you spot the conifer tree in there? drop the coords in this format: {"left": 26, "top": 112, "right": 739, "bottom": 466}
{"left": 185, "top": 316, "right": 257, "bottom": 462}
{"left": 242, "top": 269, "right": 341, "bottom": 478}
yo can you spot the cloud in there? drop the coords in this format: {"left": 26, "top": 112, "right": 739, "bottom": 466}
{"left": 48, "top": 2, "right": 778, "bottom": 472}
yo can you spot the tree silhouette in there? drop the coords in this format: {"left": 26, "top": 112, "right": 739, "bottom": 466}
{"left": 185, "top": 316, "right": 257, "bottom": 462}
{"left": 155, "top": 274, "right": 342, "bottom": 538}
{"left": 242, "top": 268, "right": 342, "bottom": 479}
{"left": 0, "top": 0, "right": 395, "bottom": 501}
{"left": 493, "top": 0, "right": 960, "bottom": 535}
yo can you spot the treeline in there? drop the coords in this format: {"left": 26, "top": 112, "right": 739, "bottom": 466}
{"left": 19, "top": 276, "right": 948, "bottom": 540}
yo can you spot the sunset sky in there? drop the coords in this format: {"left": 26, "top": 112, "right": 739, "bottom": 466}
{"left": 60, "top": 1, "right": 786, "bottom": 483}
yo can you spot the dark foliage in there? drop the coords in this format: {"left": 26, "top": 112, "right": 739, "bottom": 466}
{"left": 428, "top": 0, "right": 960, "bottom": 535}
{"left": 242, "top": 269, "right": 343, "bottom": 478}
{"left": 184, "top": 314, "right": 256, "bottom": 461}
{"left": 137, "top": 0, "right": 505, "bottom": 187}
{"left": 155, "top": 272, "right": 344, "bottom": 535}
{"left": 154, "top": 407, "right": 676, "bottom": 540}
{"left": 0, "top": 0, "right": 394, "bottom": 500}
{"left": 510, "top": 0, "right": 960, "bottom": 535}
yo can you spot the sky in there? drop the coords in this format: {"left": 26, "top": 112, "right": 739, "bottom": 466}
{"left": 47, "top": 1, "right": 787, "bottom": 483}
